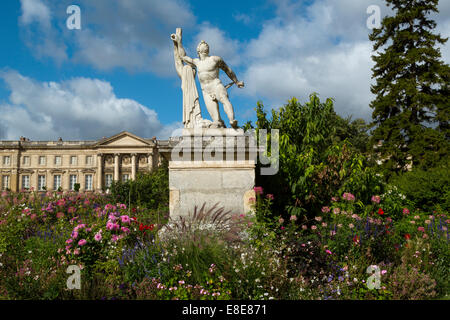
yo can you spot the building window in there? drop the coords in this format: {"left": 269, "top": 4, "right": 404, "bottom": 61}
{"left": 105, "top": 174, "right": 113, "bottom": 188}
{"left": 3, "top": 156, "right": 10, "bottom": 166}
{"left": 86, "top": 156, "right": 93, "bottom": 165}
{"left": 2, "top": 176, "right": 10, "bottom": 190}
{"left": 55, "top": 156, "right": 62, "bottom": 166}
{"left": 38, "top": 175, "right": 46, "bottom": 191}
{"left": 22, "top": 156, "right": 30, "bottom": 166}
{"left": 54, "top": 175, "right": 61, "bottom": 191}
{"left": 122, "top": 174, "right": 130, "bottom": 182}
{"left": 22, "top": 175, "right": 30, "bottom": 190}
{"left": 69, "top": 175, "right": 77, "bottom": 191}
{"left": 85, "top": 175, "right": 93, "bottom": 191}
{"left": 39, "top": 156, "right": 46, "bottom": 165}
{"left": 70, "top": 156, "right": 77, "bottom": 165}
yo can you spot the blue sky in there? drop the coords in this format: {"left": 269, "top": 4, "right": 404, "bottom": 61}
{"left": 0, "top": 0, "right": 449, "bottom": 140}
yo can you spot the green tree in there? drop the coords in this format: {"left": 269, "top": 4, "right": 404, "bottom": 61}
{"left": 369, "top": 0, "right": 450, "bottom": 175}
{"left": 254, "top": 94, "right": 383, "bottom": 220}
{"left": 110, "top": 160, "right": 169, "bottom": 211}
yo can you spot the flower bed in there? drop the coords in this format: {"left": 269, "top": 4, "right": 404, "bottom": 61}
{"left": 0, "top": 189, "right": 448, "bottom": 300}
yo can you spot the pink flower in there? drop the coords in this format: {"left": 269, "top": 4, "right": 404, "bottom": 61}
{"left": 325, "top": 249, "right": 332, "bottom": 255}
{"left": 321, "top": 222, "right": 327, "bottom": 227}
{"left": 71, "top": 231, "right": 78, "bottom": 239}
{"left": 30, "top": 214, "right": 37, "bottom": 220}
{"left": 111, "top": 235, "right": 119, "bottom": 242}
{"left": 311, "top": 225, "right": 317, "bottom": 230}
{"left": 371, "top": 195, "right": 381, "bottom": 204}
{"left": 381, "top": 270, "right": 387, "bottom": 275}
{"left": 280, "top": 226, "right": 285, "bottom": 230}
{"left": 302, "top": 225, "right": 307, "bottom": 230}
{"left": 342, "top": 192, "right": 355, "bottom": 201}
{"left": 249, "top": 197, "right": 256, "bottom": 203}
{"left": 315, "top": 216, "right": 322, "bottom": 222}
{"left": 94, "top": 233, "right": 102, "bottom": 241}
{"left": 333, "top": 208, "right": 341, "bottom": 214}
{"left": 73, "top": 249, "right": 80, "bottom": 255}
{"left": 121, "top": 227, "right": 130, "bottom": 233}
{"left": 331, "top": 197, "right": 338, "bottom": 202}
{"left": 410, "top": 220, "right": 415, "bottom": 224}
{"left": 349, "top": 223, "right": 354, "bottom": 229}
{"left": 78, "top": 239, "right": 87, "bottom": 246}
{"left": 321, "top": 206, "right": 331, "bottom": 213}
{"left": 106, "top": 222, "right": 114, "bottom": 230}
{"left": 279, "top": 217, "right": 284, "bottom": 224}
{"left": 422, "top": 233, "right": 428, "bottom": 239}
{"left": 120, "top": 215, "right": 130, "bottom": 224}
{"left": 403, "top": 208, "right": 410, "bottom": 215}
{"left": 56, "top": 212, "right": 64, "bottom": 218}
{"left": 66, "top": 239, "right": 73, "bottom": 244}
{"left": 253, "top": 186, "right": 263, "bottom": 195}
{"left": 266, "top": 194, "right": 274, "bottom": 200}
{"left": 290, "top": 215, "right": 297, "bottom": 221}
{"left": 414, "top": 215, "right": 420, "bottom": 220}
{"left": 417, "top": 227, "right": 425, "bottom": 232}
{"left": 424, "top": 220, "right": 431, "bottom": 224}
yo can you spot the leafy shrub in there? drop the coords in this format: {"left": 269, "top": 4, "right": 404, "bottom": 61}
{"left": 390, "top": 165, "right": 450, "bottom": 212}
{"left": 110, "top": 160, "right": 169, "bottom": 211}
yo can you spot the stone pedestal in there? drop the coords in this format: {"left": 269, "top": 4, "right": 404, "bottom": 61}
{"left": 159, "top": 128, "right": 258, "bottom": 219}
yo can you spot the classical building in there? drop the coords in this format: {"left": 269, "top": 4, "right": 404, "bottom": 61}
{"left": 0, "top": 131, "right": 166, "bottom": 192}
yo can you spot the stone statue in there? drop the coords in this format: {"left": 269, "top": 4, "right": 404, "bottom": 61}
{"left": 171, "top": 28, "right": 205, "bottom": 128}
{"left": 171, "top": 28, "right": 244, "bottom": 129}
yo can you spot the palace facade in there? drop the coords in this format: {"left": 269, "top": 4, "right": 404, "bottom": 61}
{"left": 0, "top": 131, "right": 167, "bottom": 192}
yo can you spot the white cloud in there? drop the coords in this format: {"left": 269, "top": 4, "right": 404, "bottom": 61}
{"left": 239, "top": 0, "right": 449, "bottom": 120}
{"left": 0, "top": 71, "right": 176, "bottom": 140}
{"left": 19, "top": 0, "right": 51, "bottom": 27}
{"left": 19, "top": 0, "right": 67, "bottom": 64}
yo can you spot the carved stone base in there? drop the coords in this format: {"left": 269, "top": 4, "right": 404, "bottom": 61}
{"left": 164, "top": 129, "right": 257, "bottom": 220}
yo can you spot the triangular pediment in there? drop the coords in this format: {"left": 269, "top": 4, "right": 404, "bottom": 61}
{"left": 95, "top": 131, "right": 154, "bottom": 147}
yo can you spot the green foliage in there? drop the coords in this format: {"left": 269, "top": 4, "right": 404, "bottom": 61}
{"left": 253, "top": 94, "right": 383, "bottom": 220}
{"left": 390, "top": 165, "right": 450, "bottom": 211}
{"left": 110, "top": 160, "right": 169, "bottom": 211}
{"left": 369, "top": 0, "right": 450, "bottom": 175}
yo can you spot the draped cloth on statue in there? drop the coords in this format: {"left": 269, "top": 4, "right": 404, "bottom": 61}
{"left": 181, "top": 65, "right": 202, "bottom": 128}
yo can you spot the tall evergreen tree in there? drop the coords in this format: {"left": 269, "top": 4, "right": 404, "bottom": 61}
{"left": 369, "top": 0, "right": 450, "bottom": 175}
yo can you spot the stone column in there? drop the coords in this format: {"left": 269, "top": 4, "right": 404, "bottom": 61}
{"left": 79, "top": 169, "right": 84, "bottom": 191}
{"left": 35, "top": 171, "right": 39, "bottom": 191}
{"left": 131, "top": 153, "right": 137, "bottom": 180}
{"left": 148, "top": 153, "right": 153, "bottom": 172}
{"left": 114, "top": 154, "right": 120, "bottom": 181}
{"left": 97, "top": 154, "right": 103, "bottom": 190}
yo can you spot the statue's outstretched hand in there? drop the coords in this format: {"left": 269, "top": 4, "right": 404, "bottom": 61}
{"left": 236, "top": 81, "right": 245, "bottom": 88}
{"left": 171, "top": 33, "right": 180, "bottom": 44}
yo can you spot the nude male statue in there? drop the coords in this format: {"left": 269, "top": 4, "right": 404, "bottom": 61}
{"left": 171, "top": 33, "right": 244, "bottom": 129}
